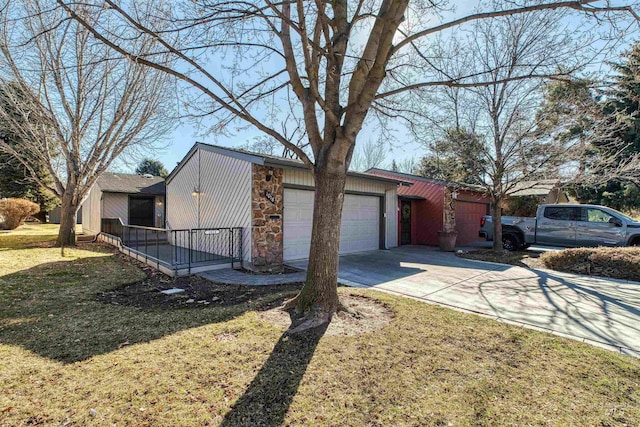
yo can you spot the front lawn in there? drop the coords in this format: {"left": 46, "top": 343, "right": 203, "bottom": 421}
{"left": 1, "top": 224, "right": 639, "bottom": 426}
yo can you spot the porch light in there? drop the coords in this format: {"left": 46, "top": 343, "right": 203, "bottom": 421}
{"left": 192, "top": 187, "right": 200, "bottom": 196}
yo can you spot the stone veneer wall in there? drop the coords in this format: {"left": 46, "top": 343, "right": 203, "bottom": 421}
{"left": 251, "top": 164, "right": 284, "bottom": 271}
{"left": 443, "top": 186, "right": 456, "bottom": 233}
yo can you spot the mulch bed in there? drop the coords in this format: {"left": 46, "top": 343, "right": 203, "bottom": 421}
{"left": 459, "top": 247, "right": 640, "bottom": 282}
{"left": 96, "top": 250, "right": 303, "bottom": 310}
{"left": 457, "top": 249, "right": 546, "bottom": 270}
{"left": 540, "top": 247, "right": 640, "bottom": 282}
{"left": 96, "top": 275, "right": 302, "bottom": 310}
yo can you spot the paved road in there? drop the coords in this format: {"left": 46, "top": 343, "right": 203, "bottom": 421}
{"left": 288, "top": 246, "right": 640, "bottom": 357}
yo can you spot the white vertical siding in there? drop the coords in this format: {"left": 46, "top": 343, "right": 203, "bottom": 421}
{"left": 166, "top": 151, "right": 199, "bottom": 230}
{"left": 102, "top": 193, "right": 129, "bottom": 224}
{"left": 166, "top": 148, "right": 252, "bottom": 263}
{"left": 81, "top": 185, "right": 102, "bottom": 234}
{"left": 283, "top": 168, "right": 390, "bottom": 194}
{"left": 199, "top": 149, "right": 252, "bottom": 262}
{"left": 385, "top": 188, "right": 398, "bottom": 248}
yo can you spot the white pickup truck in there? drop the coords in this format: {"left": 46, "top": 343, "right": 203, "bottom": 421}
{"left": 479, "top": 204, "right": 640, "bottom": 251}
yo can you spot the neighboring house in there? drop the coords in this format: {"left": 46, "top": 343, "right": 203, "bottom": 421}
{"left": 48, "top": 206, "right": 82, "bottom": 224}
{"left": 166, "top": 143, "right": 404, "bottom": 271}
{"left": 367, "top": 169, "right": 492, "bottom": 246}
{"left": 507, "top": 180, "right": 568, "bottom": 203}
{"left": 81, "top": 173, "right": 165, "bottom": 234}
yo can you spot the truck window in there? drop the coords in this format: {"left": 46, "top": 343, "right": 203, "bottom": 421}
{"left": 585, "top": 208, "right": 615, "bottom": 223}
{"left": 543, "top": 206, "right": 578, "bottom": 221}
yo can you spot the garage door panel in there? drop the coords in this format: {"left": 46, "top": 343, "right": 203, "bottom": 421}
{"left": 283, "top": 189, "right": 380, "bottom": 261}
{"left": 455, "top": 201, "right": 489, "bottom": 245}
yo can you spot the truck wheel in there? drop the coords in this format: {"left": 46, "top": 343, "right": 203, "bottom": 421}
{"left": 502, "top": 234, "right": 520, "bottom": 251}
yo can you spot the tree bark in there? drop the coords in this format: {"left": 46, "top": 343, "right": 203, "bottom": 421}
{"left": 286, "top": 159, "right": 347, "bottom": 322}
{"left": 57, "top": 192, "right": 78, "bottom": 246}
{"left": 491, "top": 199, "right": 503, "bottom": 252}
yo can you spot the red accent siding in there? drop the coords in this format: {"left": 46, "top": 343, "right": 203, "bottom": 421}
{"left": 369, "top": 170, "right": 491, "bottom": 247}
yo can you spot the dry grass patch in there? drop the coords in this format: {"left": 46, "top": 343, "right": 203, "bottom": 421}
{"left": 540, "top": 246, "right": 640, "bottom": 281}
{"left": 1, "top": 224, "right": 639, "bottom": 426}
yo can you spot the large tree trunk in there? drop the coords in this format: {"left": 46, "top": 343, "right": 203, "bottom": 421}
{"left": 491, "top": 199, "right": 503, "bottom": 252}
{"left": 285, "top": 159, "right": 347, "bottom": 328}
{"left": 57, "top": 193, "right": 78, "bottom": 246}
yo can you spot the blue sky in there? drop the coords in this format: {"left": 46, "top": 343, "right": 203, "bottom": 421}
{"left": 121, "top": 1, "right": 636, "bottom": 175}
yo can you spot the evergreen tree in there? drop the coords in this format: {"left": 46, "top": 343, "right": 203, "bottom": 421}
{"left": 416, "top": 128, "right": 486, "bottom": 185}
{"left": 0, "top": 83, "right": 58, "bottom": 220}
{"left": 135, "top": 158, "right": 169, "bottom": 178}
{"left": 573, "top": 43, "right": 640, "bottom": 210}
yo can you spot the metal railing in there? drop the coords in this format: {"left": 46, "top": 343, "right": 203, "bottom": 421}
{"left": 110, "top": 224, "right": 242, "bottom": 273}
{"left": 101, "top": 218, "right": 124, "bottom": 238}
{"left": 169, "top": 228, "right": 243, "bottom": 270}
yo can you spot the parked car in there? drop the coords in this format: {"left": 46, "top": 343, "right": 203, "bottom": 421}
{"left": 479, "top": 204, "right": 640, "bottom": 251}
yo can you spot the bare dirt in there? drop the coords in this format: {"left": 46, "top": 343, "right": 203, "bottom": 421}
{"left": 96, "top": 274, "right": 303, "bottom": 309}
{"left": 97, "top": 249, "right": 394, "bottom": 336}
{"left": 257, "top": 294, "right": 394, "bottom": 337}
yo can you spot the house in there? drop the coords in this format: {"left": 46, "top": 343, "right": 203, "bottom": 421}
{"left": 81, "top": 172, "right": 165, "bottom": 234}
{"left": 501, "top": 180, "right": 568, "bottom": 216}
{"left": 366, "top": 169, "right": 492, "bottom": 246}
{"left": 48, "top": 205, "right": 82, "bottom": 224}
{"left": 508, "top": 180, "right": 568, "bottom": 203}
{"left": 165, "top": 143, "right": 404, "bottom": 271}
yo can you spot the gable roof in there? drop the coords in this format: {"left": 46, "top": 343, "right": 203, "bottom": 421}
{"left": 508, "top": 180, "right": 561, "bottom": 197}
{"left": 167, "top": 142, "right": 410, "bottom": 186}
{"left": 97, "top": 172, "right": 165, "bottom": 195}
{"left": 366, "top": 168, "right": 485, "bottom": 192}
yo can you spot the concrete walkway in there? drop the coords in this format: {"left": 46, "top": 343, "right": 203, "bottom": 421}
{"left": 198, "top": 268, "right": 305, "bottom": 286}
{"left": 288, "top": 246, "right": 640, "bottom": 357}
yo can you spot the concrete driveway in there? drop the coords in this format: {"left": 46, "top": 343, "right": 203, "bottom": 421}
{"left": 288, "top": 246, "right": 640, "bottom": 357}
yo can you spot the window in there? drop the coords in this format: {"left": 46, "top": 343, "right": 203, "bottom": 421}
{"left": 543, "top": 207, "right": 578, "bottom": 221}
{"left": 585, "top": 208, "right": 615, "bottom": 223}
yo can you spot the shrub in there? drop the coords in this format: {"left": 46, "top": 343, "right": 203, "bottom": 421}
{"left": 0, "top": 198, "right": 40, "bottom": 230}
{"left": 540, "top": 247, "right": 640, "bottom": 282}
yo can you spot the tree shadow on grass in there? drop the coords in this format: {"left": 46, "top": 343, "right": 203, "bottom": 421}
{"left": 220, "top": 320, "right": 328, "bottom": 427}
{"left": 0, "top": 255, "right": 299, "bottom": 364}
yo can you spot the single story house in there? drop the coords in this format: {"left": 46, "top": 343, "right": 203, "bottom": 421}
{"left": 81, "top": 172, "right": 165, "bottom": 234}
{"left": 366, "top": 169, "right": 492, "bottom": 246}
{"left": 166, "top": 143, "right": 404, "bottom": 271}
{"left": 508, "top": 180, "right": 568, "bottom": 203}
{"left": 48, "top": 205, "right": 82, "bottom": 224}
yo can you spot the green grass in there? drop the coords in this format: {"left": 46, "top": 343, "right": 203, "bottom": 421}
{"left": 1, "top": 225, "right": 639, "bottom": 426}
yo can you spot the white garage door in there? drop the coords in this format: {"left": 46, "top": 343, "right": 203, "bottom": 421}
{"left": 283, "top": 189, "right": 380, "bottom": 261}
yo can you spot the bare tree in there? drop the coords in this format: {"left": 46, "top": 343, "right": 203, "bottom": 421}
{"left": 415, "top": 12, "right": 640, "bottom": 251}
{"left": 350, "top": 138, "right": 387, "bottom": 172}
{"left": 0, "top": 0, "right": 174, "bottom": 245}
{"left": 57, "top": 0, "right": 639, "bottom": 328}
